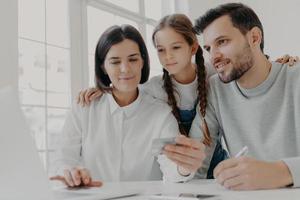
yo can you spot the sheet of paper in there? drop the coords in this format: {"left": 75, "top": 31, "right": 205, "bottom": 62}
{"left": 54, "top": 186, "right": 142, "bottom": 200}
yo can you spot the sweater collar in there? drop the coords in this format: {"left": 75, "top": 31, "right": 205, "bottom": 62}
{"left": 233, "top": 61, "right": 282, "bottom": 98}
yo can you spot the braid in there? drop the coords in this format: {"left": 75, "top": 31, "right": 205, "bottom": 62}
{"left": 195, "top": 46, "right": 212, "bottom": 146}
{"left": 162, "top": 69, "right": 188, "bottom": 136}
{"left": 152, "top": 13, "right": 212, "bottom": 144}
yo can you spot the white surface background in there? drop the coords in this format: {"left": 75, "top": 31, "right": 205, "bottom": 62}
{"left": 1, "top": 0, "right": 300, "bottom": 88}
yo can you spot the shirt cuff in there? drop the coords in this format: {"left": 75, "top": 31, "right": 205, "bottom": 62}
{"left": 157, "top": 155, "right": 195, "bottom": 183}
{"left": 282, "top": 157, "right": 300, "bottom": 187}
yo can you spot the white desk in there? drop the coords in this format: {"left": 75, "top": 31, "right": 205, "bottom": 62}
{"left": 54, "top": 180, "right": 300, "bottom": 200}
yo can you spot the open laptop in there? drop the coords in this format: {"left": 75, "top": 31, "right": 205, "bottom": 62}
{"left": 0, "top": 86, "right": 140, "bottom": 200}
{"left": 0, "top": 86, "right": 55, "bottom": 200}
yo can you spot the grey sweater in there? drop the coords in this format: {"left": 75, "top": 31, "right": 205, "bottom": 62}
{"left": 191, "top": 62, "right": 300, "bottom": 187}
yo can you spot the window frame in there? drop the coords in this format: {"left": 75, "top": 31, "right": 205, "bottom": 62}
{"left": 70, "top": 0, "right": 188, "bottom": 93}
{"left": 17, "top": 0, "right": 183, "bottom": 173}
{"left": 18, "top": 0, "right": 72, "bottom": 173}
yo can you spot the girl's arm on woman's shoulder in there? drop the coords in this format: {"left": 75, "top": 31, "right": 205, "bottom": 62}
{"left": 77, "top": 87, "right": 103, "bottom": 107}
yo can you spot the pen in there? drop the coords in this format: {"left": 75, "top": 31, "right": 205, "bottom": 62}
{"left": 234, "top": 146, "right": 248, "bottom": 158}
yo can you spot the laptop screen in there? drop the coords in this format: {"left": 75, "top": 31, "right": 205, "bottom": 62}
{"left": 0, "top": 86, "right": 53, "bottom": 200}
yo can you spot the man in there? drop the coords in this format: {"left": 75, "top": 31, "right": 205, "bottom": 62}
{"left": 190, "top": 3, "right": 300, "bottom": 190}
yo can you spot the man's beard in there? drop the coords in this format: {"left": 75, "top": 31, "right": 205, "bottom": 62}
{"left": 219, "top": 43, "right": 254, "bottom": 83}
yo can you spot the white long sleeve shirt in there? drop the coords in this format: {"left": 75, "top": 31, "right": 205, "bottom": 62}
{"left": 53, "top": 91, "right": 191, "bottom": 181}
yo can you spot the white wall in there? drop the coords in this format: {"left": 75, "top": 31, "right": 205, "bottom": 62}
{"left": 188, "top": 0, "right": 300, "bottom": 60}
{"left": 0, "top": 0, "right": 18, "bottom": 89}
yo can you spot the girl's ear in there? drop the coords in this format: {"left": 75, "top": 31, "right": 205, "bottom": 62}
{"left": 191, "top": 43, "right": 199, "bottom": 55}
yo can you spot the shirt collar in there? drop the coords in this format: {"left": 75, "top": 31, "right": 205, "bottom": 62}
{"left": 107, "top": 90, "right": 142, "bottom": 117}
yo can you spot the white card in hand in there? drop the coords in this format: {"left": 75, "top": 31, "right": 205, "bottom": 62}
{"left": 151, "top": 137, "right": 176, "bottom": 156}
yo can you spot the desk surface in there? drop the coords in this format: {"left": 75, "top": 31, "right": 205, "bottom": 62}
{"left": 54, "top": 179, "right": 300, "bottom": 200}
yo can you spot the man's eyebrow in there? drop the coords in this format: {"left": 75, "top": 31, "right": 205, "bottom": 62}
{"left": 213, "top": 35, "right": 229, "bottom": 43}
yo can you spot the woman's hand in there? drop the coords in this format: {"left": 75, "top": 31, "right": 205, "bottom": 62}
{"left": 50, "top": 167, "right": 102, "bottom": 188}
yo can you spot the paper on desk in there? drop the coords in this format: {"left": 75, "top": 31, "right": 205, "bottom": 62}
{"left": 182, "top": 180, "right": 300, "bottom": 200}
{"left": 53, "top": 186, "right": 142, "bottom": 200}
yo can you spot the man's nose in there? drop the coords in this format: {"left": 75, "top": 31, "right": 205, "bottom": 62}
{"left": 210, "top": 48, "right": 222, "bottom": 64}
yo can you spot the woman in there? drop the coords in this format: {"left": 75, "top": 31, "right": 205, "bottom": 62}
{"left": 50, "top": 24, "right": 205, "bottom": 187}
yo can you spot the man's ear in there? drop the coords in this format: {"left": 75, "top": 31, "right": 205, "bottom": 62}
{"left": 191, "top": 43, "right": 199, "bottom": 55}
{"left": 248, "top": 27, "right": 262, "bottom": 48}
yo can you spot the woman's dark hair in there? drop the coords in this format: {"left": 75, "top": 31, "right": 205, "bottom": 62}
{"left": 95, "top": 24, "right": 150, "bottom": 91}
{"left": 152, "top": 14, "right": 212, "bottom": 146}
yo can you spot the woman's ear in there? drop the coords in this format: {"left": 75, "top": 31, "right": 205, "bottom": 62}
{"left": 191, "top": 43, "right": 199, "bottom": 55}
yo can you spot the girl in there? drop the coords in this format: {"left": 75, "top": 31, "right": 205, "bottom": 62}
{"left": 50, "top": 24, "right": 203, "bottom": 187}
{"left": 150, "top": 14, "right": 225, "bottom": 178}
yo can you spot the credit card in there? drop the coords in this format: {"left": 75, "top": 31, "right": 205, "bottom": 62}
{"left": 151, "top": 137, "right": 176, "bottom": 156}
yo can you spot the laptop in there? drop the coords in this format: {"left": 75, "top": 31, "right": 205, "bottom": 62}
{"left": 0, "top": 86, "right": 140, "bottom": 200}
{"left": 0, "top": 86, "right": 54, "bottom": 199}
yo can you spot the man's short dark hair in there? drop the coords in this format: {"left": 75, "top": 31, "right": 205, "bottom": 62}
{"left": 194, "top": 3, "right": 265, "bottom": 52}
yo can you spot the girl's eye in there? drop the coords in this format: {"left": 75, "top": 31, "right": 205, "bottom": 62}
{"left": 173, "top": 46, "right": 181, "bottom": 49}
{"left": 157, "top": 48, "right": 164, "bottom": 52}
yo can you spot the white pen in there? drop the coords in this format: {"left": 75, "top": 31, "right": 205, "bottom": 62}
{"left": 213, "top": 146, "right": 249, "bottom": 182}
{"left": 234, "top": 146, "right": 249, "bottom": 158}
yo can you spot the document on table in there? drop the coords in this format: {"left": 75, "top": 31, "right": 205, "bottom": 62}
{"left": 53, "top": 186, "right": 142, "bottom": 200}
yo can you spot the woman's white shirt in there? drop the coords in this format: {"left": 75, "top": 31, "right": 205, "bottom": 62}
{"left": 53, "top": 91, "right": 189, "bottom": 181}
